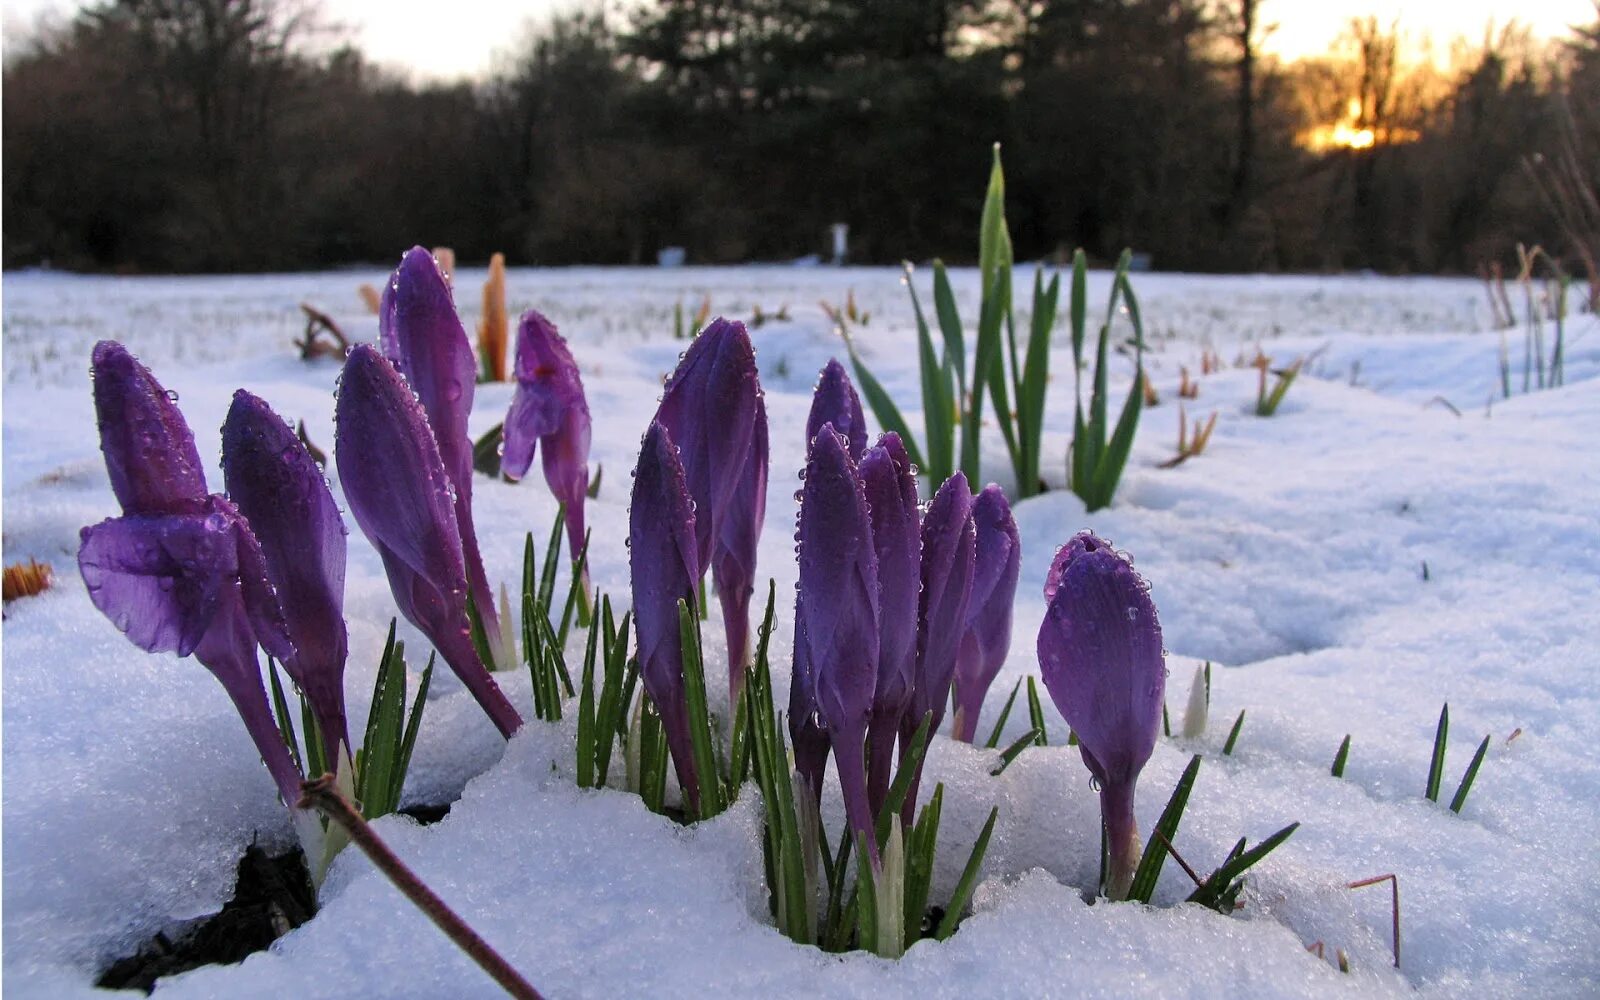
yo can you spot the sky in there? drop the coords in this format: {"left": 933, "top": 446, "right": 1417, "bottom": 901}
{"left": 3, "top": 0, "right": 1595, "bottom": 81}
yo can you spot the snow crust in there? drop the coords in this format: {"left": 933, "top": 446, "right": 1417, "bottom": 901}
{"left": 3, "top": 266, "right": 1597, "bottom": 997}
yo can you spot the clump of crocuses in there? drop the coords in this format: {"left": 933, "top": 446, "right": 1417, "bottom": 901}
{"left": 336, "top": 343, "right": 523, "bottom": 738}
{"left": 1037, "top": 531, "right": 1165, "bottom": 900}
{"left": 653, "top": 318, "right": 769, "bottom": 699}
{"left": 378, "top": 246, "right": 501, "bottom": 642}
{"left": 501, "top": 309, "right": 591, "bottom": 590}
{"left": 78, "top": 342, "right": 306, "bottom": 815}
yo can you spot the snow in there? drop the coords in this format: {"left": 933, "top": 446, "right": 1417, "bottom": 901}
{"left": 3, "top": 265, "right": 1598, "bottom": 997}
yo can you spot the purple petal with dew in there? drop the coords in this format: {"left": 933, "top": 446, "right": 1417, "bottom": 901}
{"left": 952, "top": 484, "right": 1020, "bottom": 742}
{"left": 806, "top": 358, "right": 868, "bottom": 460}
{"left": 90, "top": 340, "right": 208, "bottom": 516}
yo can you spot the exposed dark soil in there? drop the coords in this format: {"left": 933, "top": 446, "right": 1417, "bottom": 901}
{"left": 96, "top": 803, "right": 453, "bottom": 993}
{"left": 96, "top": 845, "right": 315, "bottom": 994}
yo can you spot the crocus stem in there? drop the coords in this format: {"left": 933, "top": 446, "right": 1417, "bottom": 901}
{"left": 298, "top": 775, "right": 543, "bottom": 1000}
{"left": 437, "top": 629, "right": 524, "bottom": 739}
{"left": 656, "top": 697, "right": 702, "bottom": 815}
{"left": 1100, "top": 779, "right": 1143, "bottom": 901}
{"left": 833, "top": 723, "right": 877, "bottom": 865}
{"left": 865, "top": 709, "right": 899, "bottom": 819}
{"left": 716, "top": 577, "right": 751, "bottom": 704}
{"left": 196, "top": 609, "right": 303, "bottom": 804}
{"left": 896, "top": 714, "right": 936, "bottom": 830}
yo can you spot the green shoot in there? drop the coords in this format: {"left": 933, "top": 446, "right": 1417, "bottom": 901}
{"left": 1425, "top": 703, "right": 1449, "bottom": 802}
{"left": 1449, "top": 734, "right": 1490, "bottom": 814}
{"left": 984, "top": 678, "right": 1023, "bottom": 749}
{"left": 1332, "top": 734, "right": 1351, "bottom": 778}
{"left": 1222, "top": 710, "right": 1246, "bottom": 755}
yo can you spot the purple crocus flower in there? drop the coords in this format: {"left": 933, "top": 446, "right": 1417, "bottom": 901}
{"left": 901, "top": 472, "right": 976, "bottom": 824}
{"left": 951, "top": 485, "right": 1021, "bottom": 743}
{"left": 796, "top": 424, "right": 880, "bottom": 858}
{"left": 857, "top": 432, "right": 920, "bottom": 815}
{"left": 501, "top": 310, "right": 591, "bottom": 571}
{"left": 1036, "top": 531, "right": 1165, "bottom": 900}
{"left": 628, "top": 420, "right": 705, "bottom": 811}
{"left": 378, "top": 246, "right": 499, "bottom": 642}
{"left": 222, "top": 390, "right": 350, "bottom": 765}
{"left": 79, "top": 342, "right": 301, "bottom": 804}
{"left": 335, "top": 344, "right": 522, "bottom": 739}
{"left": 653, "top": 318, "right": 768, "bottom": 699}
{"left": 806, "top": 359, "right": 868, "bottom": 459}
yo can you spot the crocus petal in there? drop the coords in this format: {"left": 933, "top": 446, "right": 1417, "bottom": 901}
{"left": 909, "top": 473, "right": 976, "bottom": 734}
{"left": 899, "top": 472, "right": 975, "bottom": 824}
{"left": 628, "top": 420, "right": 703, "bottom": 809}
{"left": 797, "top": 423, "right": 879, "bottom": 853}
{"left": 654, "top": 317, "right": 767, "bottom": 690}
{"left": 1036, "top": 532, "right": 1164, "bottom": 789}
{"left": 806, "top": 359, "right": 868, "bottom": 459}
{"left": 379, "top": 246, "right": 498, "bottom": 640}
{"left": 1043, "top": 531, "right": 1100, "bottom": 604}
{"left": 335, "top": 344, "right": 522, "bottom": 738}
{"left": 788, "top": 610, "right": 829, "bottom": 807}
{"left": 952, "top": 485, "right": 1021, "bottom": 742}
{"left": 222, "top": 390, "right": 350, "bottom": 758}
{"left": 857, "top": 432, "right": 920, "bottom": 810}
{"left": 80, "top": 514, "right": 233, "bottom": 658}
{"left": 502, "top": 310, "right": 587, "bottom": 481}
{"left": 90, "top": 340, "right": 208, "bottom": 515}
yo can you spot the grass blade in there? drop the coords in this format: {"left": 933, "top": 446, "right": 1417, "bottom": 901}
{"left": 1449, "top": 735, "right": 1490, "bottom": 813}
{"left": 1127, "top": 754, "right": 1202, "bottom": 904}
{"left": 983, "top": 678, "right": 1023, "bottom": 749}
{"left": 1025, "top": 676, "right": 1048, "bottom": 745}
{"left": 1332, "top": 734, "right": 1351, "bottom": 777}
{"left": 934, "top": 805, "right": 999, "bottom": 940}
{"left": 677, "top": 598, "right": 724, "bottom": 818}
{"left": 1425, "top": 703, "right": 1449, "bottom": 802}
{"left": 989, "top": 727, "right": 1043, "bottom": 776}
{"left": 1222, "top": 709, "right": 1246, "bottom": 755}
{"left": 842, "top": 330, "right": 926, "bottom": 472}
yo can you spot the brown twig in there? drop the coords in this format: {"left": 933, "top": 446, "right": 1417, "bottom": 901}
{"left": 1151, "top": 829, "right": 1204, "bottom": 887}
{"left": 1347, "top": 872, "right": 1401, "bottom": 968}
{"left": 298, "top": 776, "right": 542, "bottom": 1000}
{"left": 295, "top": 303, "right": 350, "bottom": 361}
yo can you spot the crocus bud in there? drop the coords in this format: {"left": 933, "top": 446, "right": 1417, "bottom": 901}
{"left": 951, "top": 485, "right": 1021, "bottom": 743}
{"left": 501, "top": 310, "right": 592, "bottom": 570}
{"left": 788, "top": 613, "right": 830, "bottom": 808}
{"left": 335, "top": 344, "right": 522, "bottom": 738}
{"left": 857, "top": 433, "right": 920, "bottom": 815}
{"left": 1036, "top": 531, "right": 1165, "bottom": 900}
{"left": 378, "top": 246, "right": 499, "bottom": 642}
{"left": 796, "top": 424, "right": 880, "bottom": 858}
{"left": 90, "top": 340, "right": 208, "bottom": 515}
{"left": 806, "top": 359, "right": 868, "bottom": 459}
{"left": 628, "top": 420, "right": 704, "bottom": 810}
{"left": 1181, "top": 664, "right": 1208, "bottom": 739}
{"left": 901, "top": 472, "right": 975, "bottom": 824}
{"left": 653, "top": 318, "right": 768, "bottom": 698}
{"left": 222, "top": 390, "right": 351, "bottom": 764}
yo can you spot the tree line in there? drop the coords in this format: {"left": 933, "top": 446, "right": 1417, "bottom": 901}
{"left": 4, "top": 0, "right": 1598, "bottom": 278}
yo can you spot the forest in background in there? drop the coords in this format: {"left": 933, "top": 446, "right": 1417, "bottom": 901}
{"left": 4, "top": 0, "right": 1599, "bottom": 279}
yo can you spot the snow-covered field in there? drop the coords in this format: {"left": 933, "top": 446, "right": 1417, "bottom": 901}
{"left": 4, "top": 265, "right": 1598, "bottom": 997}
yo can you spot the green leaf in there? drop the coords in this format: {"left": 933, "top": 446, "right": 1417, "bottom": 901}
{"left": 677, "top": 599, "right": 725, "bottom": 818}
{"left": 1426, "top": 703, "right": 1449, "bottom": 802}
{"left": 841, "top": 330, "right": 926, "bottom": 472}
{"left": 910, "top": 267, "right": 955, "bottom": 484}
{"left": 471, "top": 422, "right": 504, "bottom": 478}
{"left": 1017, "top": 270, "right": 1059, "bottom": 496}
{"left": 903, "top": 785, "right": 942, "bottom": 939}
{"left": 934, "top": 805, "right": 999, "bottom": 940}
{"left": 393, "top": 654, "right": 432, "bottom": 812}
{"left": 576, "top": 602, "right": 601, "bottom": 789}
{"left": 539, "top": 504, "right": 565, "bottom": 612}
{"left": 586, "top": 463, "right": 603, "bottom": 499}
{"left": 1069, "top": 249, "right": 1088, "bottom": 375}
{"left": 1186, "top": 822, "right": 1300, "bottom": 912}
{"left": 977, "top": 143, "right": 1010, "bottom": 314}
{"left": 638, "top": 695, "right": 669, "bottom": 814}
{"left": 266, "top": 656, "right": 303, "bottom": 778}
{"left": 876, "top": 712, "right": 934, "bottom": 847}
{"left": 854, "top": 832, "right": 879, "bottom": 954}
{"left": 1449, "top": 734, "right": 1490, "bottom": 813}
{"left": 989, "top": 727, "right": 1043, "bottom": 776}
{"left": 557, "top": 528, "right": 591, "bottom": 648}
{"left": 465, "top": 591, "right": 496, "bottom": 672}
{"left": 1332, "top": 734, "right": 1351, "bottom": 778}
{"left": 984, "top": 678, "right": 1023, "bottom": 749}
{"left": 1026, "top": 676, "right": 1048, "bottom": 745}
{"left": 1127, "top": 754, "right": 1202, "bottom": 904}
{"left": 1222, "top": 709, "right": 1246, "bottom": 755}
{"left": 931, "top": 261, "right": 966, "bottom": 389}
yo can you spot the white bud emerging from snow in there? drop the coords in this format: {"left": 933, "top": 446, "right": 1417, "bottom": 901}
{"left": 1182, "top": 664, "right": 1209, "bottom": 740}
